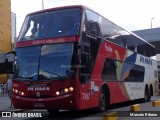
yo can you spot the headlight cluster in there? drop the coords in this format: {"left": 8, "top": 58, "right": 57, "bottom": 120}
{"left": 55, "top": 87, "right": 74, "bottom": 96}
{"left": 12, "top": 88, "right": 24, "bottom": 96}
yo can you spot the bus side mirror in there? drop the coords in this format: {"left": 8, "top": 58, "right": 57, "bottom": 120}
{"left": 4, "top": 51, "right": 16, "bottom": 74}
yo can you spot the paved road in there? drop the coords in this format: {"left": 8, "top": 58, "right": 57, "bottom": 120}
{"left": 1, "top": 95, "right": 160, "bottom": 120}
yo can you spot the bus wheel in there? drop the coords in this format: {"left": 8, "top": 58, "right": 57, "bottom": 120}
{"left": 147, "top": 90, "right": 151, "bottom": 101}
{"left": 98, "top": 89, "right": 106, "bottom": 112}
{"left": 144, "top": 88, "right": 151, "bottom": 102}
{"left": 47, "top": 110, "right": 59, "bottom": 115}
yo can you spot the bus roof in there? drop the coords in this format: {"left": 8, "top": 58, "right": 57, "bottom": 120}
{"left": 26, "top": 5, "right": 155, "bottom": 50}
{"left": 27, "top": 5, "right": 85, "bottom": 16}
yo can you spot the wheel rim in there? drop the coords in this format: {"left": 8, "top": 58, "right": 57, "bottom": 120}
{"left": 99, "top": 93, "right": 105, "bottom": 111}
{"left": 145, "top": 91, "right": 148, "bottom": 101}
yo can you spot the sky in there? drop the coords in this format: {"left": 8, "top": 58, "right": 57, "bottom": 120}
{"left": 11, "top": 0, "right": 160, "bottom": 36}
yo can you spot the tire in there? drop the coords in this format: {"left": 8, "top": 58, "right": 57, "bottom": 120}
{"left": 147, "top": 89, "right": 151, "bottom": 101}
{"left": 98, "top": 89, "right": 106, "bottom": 112}
{"left": 144, "top": 88, "right": 151, "bottom": 102}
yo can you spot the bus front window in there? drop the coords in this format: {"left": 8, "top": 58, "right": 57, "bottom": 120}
{"left": 39, "top": 43, "right": 75, "bottom": 80}
{"left": 15, "top": 46, "right": 40, "bottom": 79}
{"left": 15, "top": 43, "right": 75, "bottom": 81}
{"left": 18, "top": 8, "right": 81, "bottom": 41}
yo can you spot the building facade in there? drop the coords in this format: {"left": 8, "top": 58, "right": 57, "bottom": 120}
{"left": 0, "top": 0, "right": 12, "bottom": 84}
{"left": 0, "top": 0, "right": 12, "bottom": 53}
{"left": 133, "top": 28, "right": 160, "bottom": 57}
{"left": 133, "top": 28, "right": 160, "bottom": 80}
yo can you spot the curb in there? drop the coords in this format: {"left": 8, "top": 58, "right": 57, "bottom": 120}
{"left": 103, "top": 112, "right": 118, "bottom": 120}
{"left": 130, "top": 104, "right": 141, "bottom": 111}
{"left": 152, "top": 101, "right": 160, "bottom": 106}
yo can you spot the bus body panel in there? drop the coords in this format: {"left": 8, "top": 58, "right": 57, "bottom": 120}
{"left": 12, "top": 78, "right": 79, "bottom": 110}
{"left": 9, "top": 5, "right": 158, "bottom": 111}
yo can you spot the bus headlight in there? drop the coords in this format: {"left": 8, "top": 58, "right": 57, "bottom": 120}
{"left": 21, "top": 92, "right": 24, "bottom": 96}
{"left": 69, "top": 87, "right": 74, "bottom": 92}
{"left": 13, "top": 88, "right": 24, "bottom": 96}
{"left": 15, "top": 89, "right": 18, "bottom": 93}
{"left": 56, "top": 91, "right": 60, "bottom": 95}
{"left": 64, "top": 88, "right": 69, "bottom": 93}
{"left": 55, "top": 87, "right": 74, "bottom": 96}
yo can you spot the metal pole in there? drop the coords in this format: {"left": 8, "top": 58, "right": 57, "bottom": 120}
{"left": 151, "top": 18, "right": 154, "bottom": 29}
{"left": 42, "top": 0, "right": 44, "bottom": 10}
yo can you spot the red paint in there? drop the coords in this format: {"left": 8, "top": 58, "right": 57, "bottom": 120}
{"left": 13, "top": 5, "right": 132, "bottom": 111}
{"left": 16, "top": 36, "right": 80, "bottom": 48}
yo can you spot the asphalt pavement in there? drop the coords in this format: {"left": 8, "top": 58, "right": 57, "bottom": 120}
{"left": 0, "top": 93, "right": 160, "bottom": 120}
{"left": 0, "top": 93, "right": 23, "bottom": 117}
{"left": 0, "top": 94, "right": 12, "bottom": 112}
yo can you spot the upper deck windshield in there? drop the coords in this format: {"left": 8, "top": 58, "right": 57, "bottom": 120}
{"left": 18, "top": 8, "right": 81, "bottom": 41}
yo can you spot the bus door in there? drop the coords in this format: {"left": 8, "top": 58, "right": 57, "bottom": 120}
{"left": 79, "top": 32, "right": 101, "bottom": 109}
{"left": 79, "top": 40, "right": 91, "bottom": 109}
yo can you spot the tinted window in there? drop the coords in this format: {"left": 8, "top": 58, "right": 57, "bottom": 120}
{"left": 85, "top": 9, "right": 156, "bottom": 57}
{"left": 102, "top": 58, "right": 145, "bottom": 82}
{"left": 85, "top": 10, "right": 101, "bottom": 36}
{"left": 129, "top": 65, "right": 145, "bottom": 82}
{"left": 18, "top": 8, "right": 81, "bottom": 41}
{"left": 102, "top": 58, "right": 117, "bottom": 81}
{"left": 39, "top": 43, "right": 74, "bottom": 80}
{"left": 15, "top": 46, "right": 41, "bottom": 78}
{"left": 15, "top": 43, "right": 76, "bottom": 81}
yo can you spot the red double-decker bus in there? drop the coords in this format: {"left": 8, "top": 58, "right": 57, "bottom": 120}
{"left": 5, "top": 5, "right": 158, "bottom": 113}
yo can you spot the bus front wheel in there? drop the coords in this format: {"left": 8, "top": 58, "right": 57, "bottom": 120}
{"left": 98, "top": 89, "right": 106, "bottom": 112}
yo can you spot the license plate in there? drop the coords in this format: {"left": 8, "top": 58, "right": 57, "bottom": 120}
{"left": 33, "top": 103, "right": 44, "bottom": 107}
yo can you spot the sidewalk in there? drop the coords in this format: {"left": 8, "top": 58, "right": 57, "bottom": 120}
{"left": 0, "top": 94, "right": 23, "bottom": 116}
{"left": 0, "top": 95, "right": 12, "bottom": 112}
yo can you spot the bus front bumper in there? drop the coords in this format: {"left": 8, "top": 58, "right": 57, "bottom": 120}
{"left": 12, "top": 93, "right": 77, "bottom": 110}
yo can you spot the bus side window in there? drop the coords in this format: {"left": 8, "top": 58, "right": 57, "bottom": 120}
{"left": 87, "top": 21, "right": 100, "bottom": 36}
{"left": 102, "top": 58, "right": 117, "bottom": 81}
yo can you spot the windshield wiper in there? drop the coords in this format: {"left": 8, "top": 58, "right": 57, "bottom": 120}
{"left": 39, "top": 70, "right": 70, "bottom": 80}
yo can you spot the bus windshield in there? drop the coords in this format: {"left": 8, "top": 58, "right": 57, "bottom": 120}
{"left": 18, "top": 8, "right": 81, "bottom": 41}
{"left": 15, "top": 43, "right": 75, "bottom": 81}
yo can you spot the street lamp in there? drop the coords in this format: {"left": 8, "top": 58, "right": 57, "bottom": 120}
{"left": 151, "top": 18, "right": 154, "bottom": 29}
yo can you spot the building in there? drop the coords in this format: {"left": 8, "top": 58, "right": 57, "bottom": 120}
{"left": 133, "top": 28, "right": 160, "bottom": 80}
{"left": 0, "top": 0, "right": 12, "bottom": 84}
{"left": 133, "top": 28, "right": 160, "bottom": 56}
{"left": 0, "top": 0, "right": 12, "bottom": 53}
